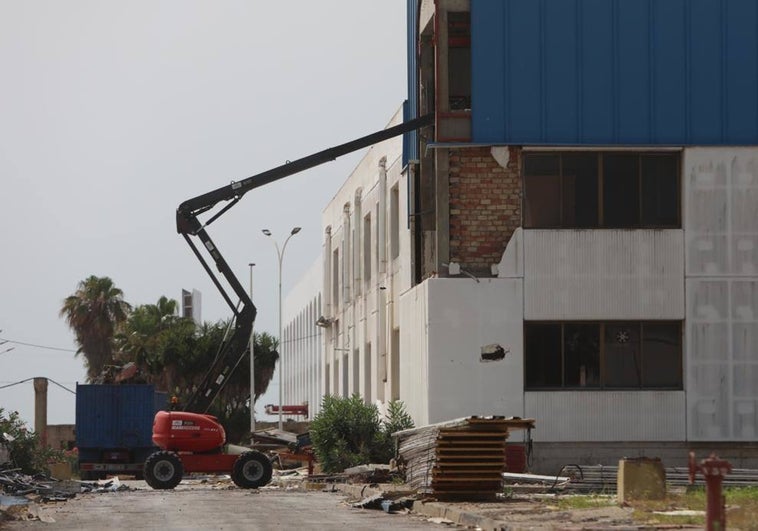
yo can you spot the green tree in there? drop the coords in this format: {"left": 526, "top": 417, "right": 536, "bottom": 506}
{"left": 310, "top": 396, "right": 415, "bottom": 473}
{"left": 0, "top": 408, "right": 64, "bottom": 474}
{"left": 60, "top": 275, "right": 131, "bottom": 381}
{"left": 375, "top": 399, "right": 415, "bottom": 463}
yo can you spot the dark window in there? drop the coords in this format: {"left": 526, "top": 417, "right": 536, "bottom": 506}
{"left": 447, "top": 12, "right": 471, "bottom": 111}
{"left": 525, "top": 321, "right": 682, "bottom": 390}
{"left": 524, "top": 323, "right": 562, "bottom": 387}
{"left": 641, "top": 322, "right": 683, "bottom": 387}
{"left": 523, "top": 152, "right": 680, "bottom": 229}
{"left": 603, "top": 154, "right": 639, "bottom": 227}
{"left": 604, "top": 323, "right": 641, "bottom": 387}
{"left": 641, "top": 155, "right": 680, "bottom": 226}
{"left": 564, "top": 324, "right": 601, "bottom": 387}
{"left": 563, "top": 154, "right": 599, "bottom": 227}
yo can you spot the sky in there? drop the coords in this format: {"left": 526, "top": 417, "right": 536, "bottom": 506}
{"left": 0, "top": 1, "right": 409, "bottom": 427}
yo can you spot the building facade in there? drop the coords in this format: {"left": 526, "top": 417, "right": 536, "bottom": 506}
{"left": 282, "top": 0, "right": 758, "bottom": 471}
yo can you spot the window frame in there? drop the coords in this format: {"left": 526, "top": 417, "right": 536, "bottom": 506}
{"left": 524, "top": 320, "right": 683, "bottom": 391}
{"left": 523, "top": 151, "right": 681, "bottom": 229}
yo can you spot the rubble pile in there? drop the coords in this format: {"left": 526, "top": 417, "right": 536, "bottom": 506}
{"left": 0, "top": 462, "right": 135, "bottom": 523}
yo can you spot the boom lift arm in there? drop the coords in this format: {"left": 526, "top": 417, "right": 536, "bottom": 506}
{"left": 178, "top": 113, "right": 433, "bottom": 413}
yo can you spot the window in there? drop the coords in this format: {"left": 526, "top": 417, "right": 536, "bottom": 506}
{"left": 525, "top": 321, "right": 682, "bottom": 389}
{"left": 447, "top": 12, "right": 471, "bottom": 111}
{"left": 523, "top": 152, "right": 680, "bottom": 229}
{"left": 332, "top": 249, "right": 339, "bottom": 312}
{"left": 391, "top": 328, "right": 400, "bottom": 400}
{"left": 363, "top": 344, "right": 372, "bottom": 403}
{"left": 363, "top": 213, "right": 372, "bottom": 287}
{"left": 353, "top": 348, "right": 360, "bottom": 398}
{"left": 390, "top": 185, "right": 400, "bottom": 259}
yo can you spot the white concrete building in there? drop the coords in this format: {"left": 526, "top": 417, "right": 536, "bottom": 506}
{"left": 277, "top": 0, "right": 758, "bottom": 473}
{"left": 281, "top": 256, "right": 322, "bottom": 419}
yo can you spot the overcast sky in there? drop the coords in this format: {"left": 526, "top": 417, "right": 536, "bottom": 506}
{"left": 0, "top": 1, "right": 408, "bottom": 427}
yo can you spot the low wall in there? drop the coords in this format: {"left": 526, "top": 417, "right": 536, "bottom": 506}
{"left": 529, "top": 441, "right": 758, "bottom": 476}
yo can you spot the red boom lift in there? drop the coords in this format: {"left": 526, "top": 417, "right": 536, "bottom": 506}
{"left": 143, "top": 114, "right": 433, "bottom": 489}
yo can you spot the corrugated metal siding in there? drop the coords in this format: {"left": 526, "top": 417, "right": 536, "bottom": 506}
{"left": 524, "top": 230, "right": 685, "bottom": 320}
{"left": 525, "top": 391, "right": 686, "bottom": 441}
{"left": 471, "top": 0, "right": 758, "bottom": 145}
{"left": 405, "top": 0, "right": 420, "bottom": 165}
{"left": 76, "top": 385, "right": 164, "bottom": 449}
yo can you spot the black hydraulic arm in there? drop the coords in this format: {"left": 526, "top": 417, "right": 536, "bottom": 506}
{"left": 180, "top": 113, "right": 433, "bottom": 413}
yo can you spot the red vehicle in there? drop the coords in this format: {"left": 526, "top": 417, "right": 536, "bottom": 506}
{"left": 143, "top": 114, "right": 432, "bottom": 490}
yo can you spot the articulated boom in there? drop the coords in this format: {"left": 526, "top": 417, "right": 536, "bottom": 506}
{"left": 176, "top": 114, "right": 433, "bottom": 414}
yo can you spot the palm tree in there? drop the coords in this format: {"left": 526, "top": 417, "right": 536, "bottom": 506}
{"left": 115, "top": 295, "right": 181, "bottom": 380}
{"left": 60, "top": 275, "right": 131, "bottom": 381}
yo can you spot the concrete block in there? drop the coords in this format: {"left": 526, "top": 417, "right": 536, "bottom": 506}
{"left": 48, "top": 462, "right": 72, "bottom": 480}
{"left": 617, "top": 457, "right": 666, "bottom": 503}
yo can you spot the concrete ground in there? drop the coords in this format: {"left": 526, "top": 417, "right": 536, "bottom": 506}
{"left": 2, "top": 475, "right": 711, "bottom": 530}
{"left": 335, "top": 483, "right": 644, "bottom": 531}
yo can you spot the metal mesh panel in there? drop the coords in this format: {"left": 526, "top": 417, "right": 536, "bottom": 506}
{"left": 685, "top": 148, "right": 758, "bottom": 441}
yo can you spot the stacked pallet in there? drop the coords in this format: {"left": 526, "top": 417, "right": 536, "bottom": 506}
{"left": 394, "top": 416, "right": 535, "bottom": 499}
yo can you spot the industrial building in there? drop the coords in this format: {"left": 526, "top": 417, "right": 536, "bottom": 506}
{"left": 282, "top": 0, "right": 758, "bottom": 472}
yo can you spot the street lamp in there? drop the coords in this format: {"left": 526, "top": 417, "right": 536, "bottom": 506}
{"left": 262, "top": 226, "right": 301, "bottom": 431}
{"left": 248, "top": 262, "right": 256, "bottom": 436}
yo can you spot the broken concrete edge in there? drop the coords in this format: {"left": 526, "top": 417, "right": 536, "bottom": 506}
{"left": 331, "top": 482, "right": 512, "bottom": 531}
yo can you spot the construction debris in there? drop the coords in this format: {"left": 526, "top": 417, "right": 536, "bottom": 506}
{"left": 351, "top": 492, "right": 416, "bottom": 513}
{"left": 393, "top": 416, "right": 535, "bottom": 500}
{"left": 0, "top": 465, "right": 141, "bottom": 523}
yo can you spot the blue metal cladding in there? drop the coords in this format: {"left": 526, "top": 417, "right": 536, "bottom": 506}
{"left": 405, "top": 0, "right": 420, "bottom": 165}
{"left": 471, "top": 0, "right": 758, "bottom": 145}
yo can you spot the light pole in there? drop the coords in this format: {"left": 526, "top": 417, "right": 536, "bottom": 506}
{"left": 248, "top": 262, "right": 256, "bottom": 436}
{"left": 262, "top": 226, "right": 301, "bottom": 431}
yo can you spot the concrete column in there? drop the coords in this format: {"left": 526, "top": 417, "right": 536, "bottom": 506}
{"left": 33, "top": 377, "right": 48, "bottom": 446}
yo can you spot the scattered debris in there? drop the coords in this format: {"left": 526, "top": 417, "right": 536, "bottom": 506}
{"left": 351, "top": 492, "right": 416, "bottom": 513}
{"left": 0, "top": 466, "right": 141, "bottom": 523}
{"left": 426, "top": 516, "right": 456, "bottom": 525}
{"left": 79, "top": 476, "right": 132, "bottom": 493}
{"left": 652, "top": 509, "right": 706, "bottom": 517}
{"left": 343, "top": 464, "right": 398, "bottom": 484}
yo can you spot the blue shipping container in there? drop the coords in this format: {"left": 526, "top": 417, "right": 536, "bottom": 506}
{"left": 76, "top": 384, "right": 166, "bottom": 450}
{"left": 76, "top": 384, "right": 167, "bottom": 478}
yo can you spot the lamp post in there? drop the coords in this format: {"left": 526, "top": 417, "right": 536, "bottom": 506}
{"left": 248, "top": 262, "right": 256, "bottom": 436}
{"left": 262, "top": 226, "right": 301, "bottom": 431}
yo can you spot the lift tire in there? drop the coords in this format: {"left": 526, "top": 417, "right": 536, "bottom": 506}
{"left": 143, "top": 451, "right": 183, "bottom": 490}
{"left": 232, "top": 451, "right": 273, "bottom": 488}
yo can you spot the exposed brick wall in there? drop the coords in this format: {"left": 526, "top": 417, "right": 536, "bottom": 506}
{"left": 448, "top": 146, "right": 521, "bottom": 275}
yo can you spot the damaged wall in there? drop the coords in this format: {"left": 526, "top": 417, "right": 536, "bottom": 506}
{"left": 447, "top": 146, "right": 521, "bottom": 276}
{"left": 400, "top": 277, "right": 523, "bottom": 426}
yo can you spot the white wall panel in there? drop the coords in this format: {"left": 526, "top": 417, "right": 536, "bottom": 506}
{"left": 524, "top": 230, "right": 684, "bottom": 320}
{"left": 399, "top": 282, "right": 431, "bottom": 425}
{"left": 425, "top": 278, "right": 524, "bottom": 424}
{"left": 525, "top": 391, "right": 686, "bottom": 442}
{"left": 684, "top": 148, "right": 758, "bottom": 441}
